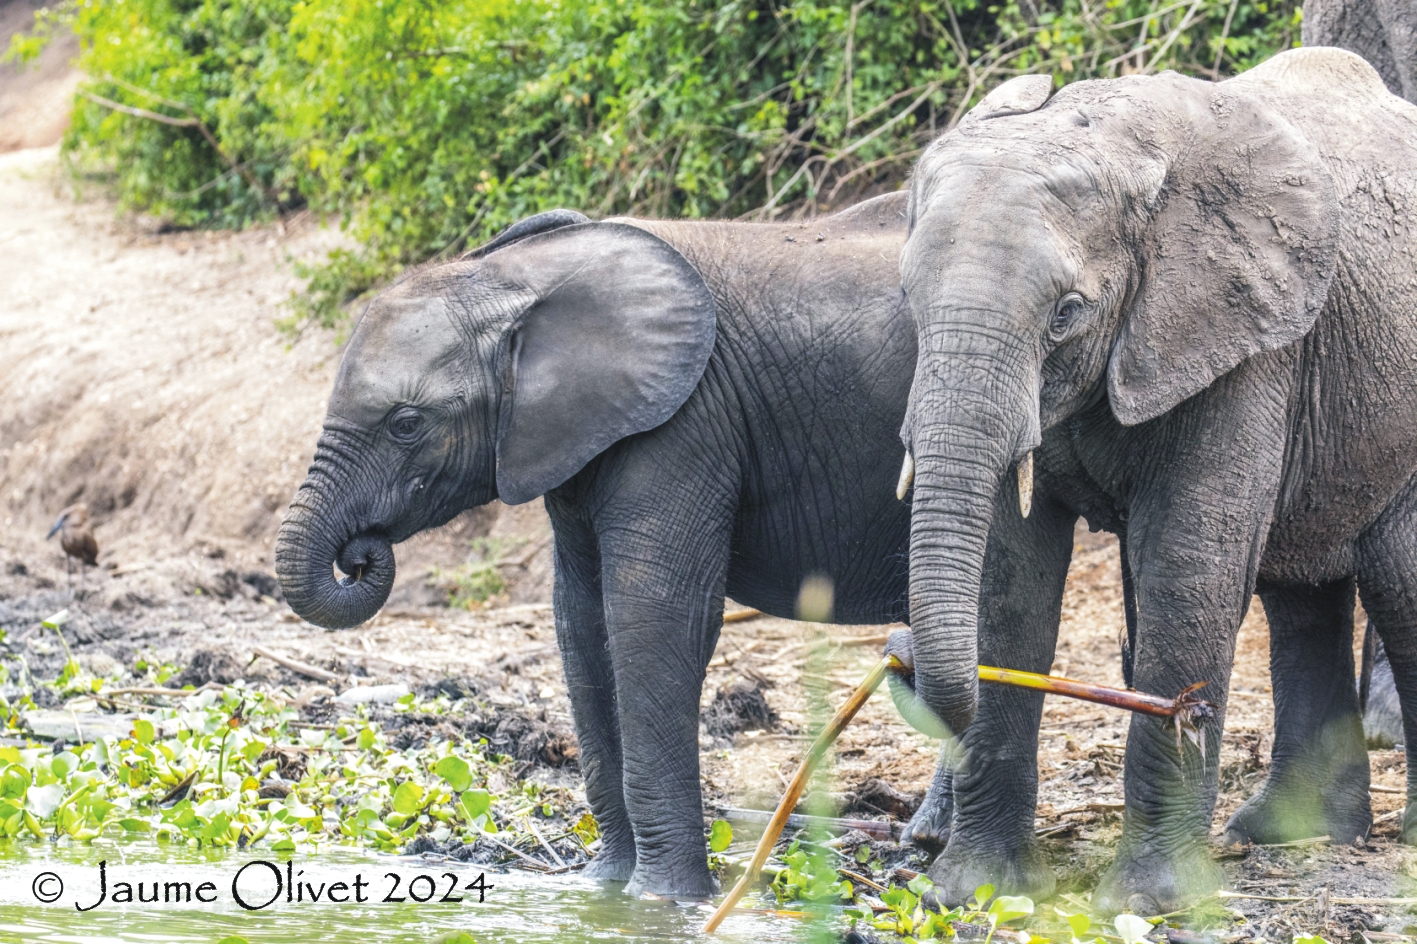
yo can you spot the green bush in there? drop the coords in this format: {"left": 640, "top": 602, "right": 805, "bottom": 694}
{"left": 11, "top": 0, "right": 1301, "bottom": 327}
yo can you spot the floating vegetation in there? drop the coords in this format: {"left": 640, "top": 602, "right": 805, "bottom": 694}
{"left": 0, "top": 614, "right": 588, "bottom": 870}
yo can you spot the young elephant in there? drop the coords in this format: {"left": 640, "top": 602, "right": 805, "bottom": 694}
{"left": 891, "top": 49, "right": 1417, "bottom": 912}
{"left": 276, "top": 194, "right": 929, "bottom": 899}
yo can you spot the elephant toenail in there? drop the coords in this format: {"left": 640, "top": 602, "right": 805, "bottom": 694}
{"left": 1126, "top": 893, "right": 1159, "bottom": 917}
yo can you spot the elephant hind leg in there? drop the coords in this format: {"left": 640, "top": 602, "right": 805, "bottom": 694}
{"left": 1362, "top": 628, "right": 1406, "bottom": 749}
{"left": 1224, "top": 578, "right": 1371, "bottom": 846}
{"left": 1357, "top": 492, "right": 1417, "bottom": 845}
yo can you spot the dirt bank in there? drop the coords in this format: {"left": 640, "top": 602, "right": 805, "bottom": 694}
{"left": 0, "top": 0, "right": 80, "bottom": 153}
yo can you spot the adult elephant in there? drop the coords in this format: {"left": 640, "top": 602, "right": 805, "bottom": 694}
{"left": 1305, "top": 0, "right": 1417, "bottom": 102}
{"left": 1305, "top": 0, "right": 1417, "bottom": 749}
{"left": 276, "top": 193, "right": 944, "bottom": 899}
{"left": 891, "top": 48, "right": 1417, "bottom": 913}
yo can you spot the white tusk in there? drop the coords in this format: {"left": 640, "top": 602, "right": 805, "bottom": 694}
{"left": 1017, "top": 451, "right": 1034, "bottom": 518}
{"left": 896, "top": 451, "right": 915, "bottom": 501}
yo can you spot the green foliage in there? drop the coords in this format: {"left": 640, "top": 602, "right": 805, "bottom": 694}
{"left": 431, "top": 537, "right": 515, "bottom": 611}
{"left": 13, "top": 0, "right": 1301, "bottom": 326}
{"left": 709, "top": 817, "right": 733, "bottom": 853}
{"left": 0, "top": 681, "right": 563, "bottom": 853}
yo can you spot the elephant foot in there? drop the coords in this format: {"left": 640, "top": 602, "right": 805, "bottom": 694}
{"left": 924, "top": 837, "right": 1055, "bottom": 907}
{"left": 623, "top": 860, "right": 717, "bottom": 901}
{"left": 1092, "top": 841, "right": 1222, "bottom": 916}
{"left": 1365, "top": 696, "right": 1405, "bottom": 750}
{"left": 903, "top": 796, "right": 952, "bottom": 853}
{"left": 1400, "top": 806, "right": 1417, "bottom": 846}
{"left": 1223, "top": 775, "right": 1370, "bottom": 847}
{"left": 583, "top": 838, "right": 637, "bottom": 883}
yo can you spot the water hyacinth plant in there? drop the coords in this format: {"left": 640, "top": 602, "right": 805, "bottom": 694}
{"left": 0, "top": 674, "right": 578, "bottom": 859}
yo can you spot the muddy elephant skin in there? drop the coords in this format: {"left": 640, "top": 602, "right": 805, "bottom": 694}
{"left": 892, "top": 49, "right": 1417, "bottom": 913}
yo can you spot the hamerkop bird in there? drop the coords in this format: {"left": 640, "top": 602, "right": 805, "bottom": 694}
{"left": 47, "top": 503, "right": 98, "bottom": 591}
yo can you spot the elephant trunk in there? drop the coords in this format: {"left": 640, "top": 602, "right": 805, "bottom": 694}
{"left": 904, "top": 332, "right": 1039, "bottom": 737}
{"left": 275, "top": 473, "right": 396, "bottom": 630}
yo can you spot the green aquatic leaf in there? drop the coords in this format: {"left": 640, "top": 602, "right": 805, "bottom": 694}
{"left": 435, "top": 756, "right": 472, "bottom": 792}
{"left": 708, "top": 818, "right": 732, "bottom": 853}
{"left": 1056, "top": 907, "right": 1091, "bottom": 939}
{"left": 1114, "top": 913, "right": 1154, "bottom": 944}
{"left": 392, "top": 781, "right": 424, "bottom": 816}
{"left": 460, "top": 789, "right": 490, "bottom": 821}
{"left": 987, "top": 894, "right": 1033, "bottom": 926}
{"left": 132, "top": 719, "right": 155, "bottom": 745}
{"left": 217, "top": 936, "right": 252, "bottom": 944}
{"left": 1, "top": 764, "right": 30, "bottom": 799}
{"left": 25, "top": 783, "right": 64, "bottom": 819}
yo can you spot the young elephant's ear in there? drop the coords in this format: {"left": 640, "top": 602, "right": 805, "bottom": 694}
{"left": 1107, "top": 77, "right": 1339, "bottom": 426}
{"left": 480, "top": 222, "right": 716, "bottom": 504}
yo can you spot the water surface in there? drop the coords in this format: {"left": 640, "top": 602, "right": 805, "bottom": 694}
{"left": 0, "top": 841, "right": 813, "bottom": 943}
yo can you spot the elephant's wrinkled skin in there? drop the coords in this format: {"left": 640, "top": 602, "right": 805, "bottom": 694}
{"left": 277, "top": 194, "right": 940, "bottom": 899}
{"left": 1305, "top": 0, "right": 1417, "bottom": 102}
{"left": 893, "top": 49, "right": 1417, "bottom": 912}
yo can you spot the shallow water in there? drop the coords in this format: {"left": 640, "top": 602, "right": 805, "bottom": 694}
{"left": 0, "top": 841, "right": 813, "bottom": 944}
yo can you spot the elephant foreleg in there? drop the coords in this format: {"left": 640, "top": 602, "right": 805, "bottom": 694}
{"left": 546, "top": 507, "right": 637, "bottom": 883}
{"left": 903, "top": 750, "right": 954, "bottom": 850}
{"left": 1092, "top": 396, "right": 1285, "bottom": 914}
{"left": 598, "top": 507, "right": 734, "bottom": 901}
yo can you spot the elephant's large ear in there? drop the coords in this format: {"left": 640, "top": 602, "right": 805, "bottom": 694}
{"left": 480, "top": 222, "right": 716, "bottom": 504}
{"left": 1107, "top": 79, "right": 1339, "bottom": 426}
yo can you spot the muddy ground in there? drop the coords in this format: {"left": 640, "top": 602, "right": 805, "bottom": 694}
{"left": 1, "top": 136, "right": 1413, "bottom": 939}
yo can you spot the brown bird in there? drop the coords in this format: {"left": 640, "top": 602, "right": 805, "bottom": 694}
{"left": 47, "top": 503, "right": 99, "bottom": 592}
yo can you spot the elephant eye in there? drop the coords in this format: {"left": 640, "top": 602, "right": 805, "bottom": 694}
{"left": 389, "top": 409, "right": 424, "bottom": 440}
{"left": 1050, "top": 293, "right": 1086, "bottom": 341}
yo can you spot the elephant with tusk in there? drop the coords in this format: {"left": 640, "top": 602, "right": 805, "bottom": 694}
{"left": 893, "top": 48, "right": 1417, "bottom": 913}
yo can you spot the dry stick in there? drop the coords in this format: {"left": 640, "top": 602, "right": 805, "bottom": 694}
{"left": 722, "top": 608, "right": 764, "bottom": 624}
{"left": 703, "top": 656, "right": 892, "bottom": 933}
{"left": 481, "top": 832, "right": 553, "bottom": 871}
{"left": 251, "top": 646, "right": 340, "bottom": 684}
{"left": 718, "top": 807, "right": 899, "bottom": 841}
{"left": 703, "top": 659, "right": 1217, "bottom": 933}
{"left": 524, "top": 817, "right": 566, "bottom": 869}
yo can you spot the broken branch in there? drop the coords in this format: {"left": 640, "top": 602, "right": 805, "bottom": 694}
{"left": 717, "top": 806, "right": 900, "bottom": 841}
{"left": 251, "top": 646, "right": 340, "bottom": 683}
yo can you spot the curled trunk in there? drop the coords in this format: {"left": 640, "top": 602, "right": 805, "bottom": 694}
{"left": 275, "top": 480, "right": 395, "bottom": 630}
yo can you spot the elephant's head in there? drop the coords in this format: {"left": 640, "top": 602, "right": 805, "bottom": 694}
{"left": 896, "top": 52, "right": 1354, "bottom": 734}
{"left": 276, "top": 213, "right": 717, "bottom": 629}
